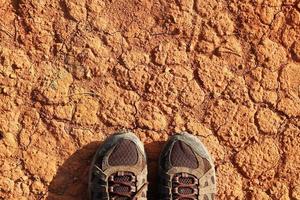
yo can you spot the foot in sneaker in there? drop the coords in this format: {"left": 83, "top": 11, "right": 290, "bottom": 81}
{"left": 159, "top": 132, "right": 216, "bottom": 200}
{"left": 89, "top": 131, "right": 148, "bottom": 200}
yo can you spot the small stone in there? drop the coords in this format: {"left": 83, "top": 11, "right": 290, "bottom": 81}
{"left": 9, "top": 73, "right": 17, "bottom": 79}
{"left": 2, "top": 87, "right": 9, "bottom": 95}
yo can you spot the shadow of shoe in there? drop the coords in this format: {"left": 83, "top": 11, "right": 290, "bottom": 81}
{"left": 145, "top": 141, "right": 164, "bottom": 200}
{"left": 46, "top": 142, "right": 101, "bottom": 200}
{"left": 46, "top": 140, "right": 164, "bottom": 200}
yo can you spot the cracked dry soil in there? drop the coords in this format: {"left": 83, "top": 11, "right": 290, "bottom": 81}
{"left": 0, "top": 0, "right": 300, "bottom": 199}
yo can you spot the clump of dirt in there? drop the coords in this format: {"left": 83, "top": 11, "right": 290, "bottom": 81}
{"left": 0, "top": 0, "right": 300, "bottom": 199}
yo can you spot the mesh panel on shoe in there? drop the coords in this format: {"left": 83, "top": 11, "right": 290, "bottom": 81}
{"left": 170, "top": 141, "right": 198, "bottom": 169}
{"left": 113, "top": 185, "right": 131, "bottom": 193}
{"left": 172, "top": 173, "right": 199, "bottom": 200}
{"left": 178, "top": 187, "right": 193, "bottom": 194}
{"left": 108, "top": 139, "right": 138, "bottom": 166}
{"left": 108, "top": 172, "right": 136, "bottom": 200}
{"left": 179, "top": 177, "right": 194, "bottom": 185}
{"left": 114, "top": 175, "right": 132, "bottom": 182}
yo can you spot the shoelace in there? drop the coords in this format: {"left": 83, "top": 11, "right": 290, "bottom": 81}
{"left": 108, "top": 172, "right": 148, "bottom": 200}
{"left": 172, "top": 173, "right": 199, "bottom": 200}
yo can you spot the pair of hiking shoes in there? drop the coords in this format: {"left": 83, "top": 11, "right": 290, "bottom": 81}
{"left": 88, "top": 131, "right": 216, "bottom": 200}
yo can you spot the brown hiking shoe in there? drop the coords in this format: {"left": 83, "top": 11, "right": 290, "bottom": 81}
{"left": 88, "top": 131, "right": 148, "bottom": 200}
{"left": 159, "top": 132, "right": 216, "bottom": 200}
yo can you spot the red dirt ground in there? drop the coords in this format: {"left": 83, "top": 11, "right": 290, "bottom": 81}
{"left": 0, "top": 0, "right": 300, "bottom": 199}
